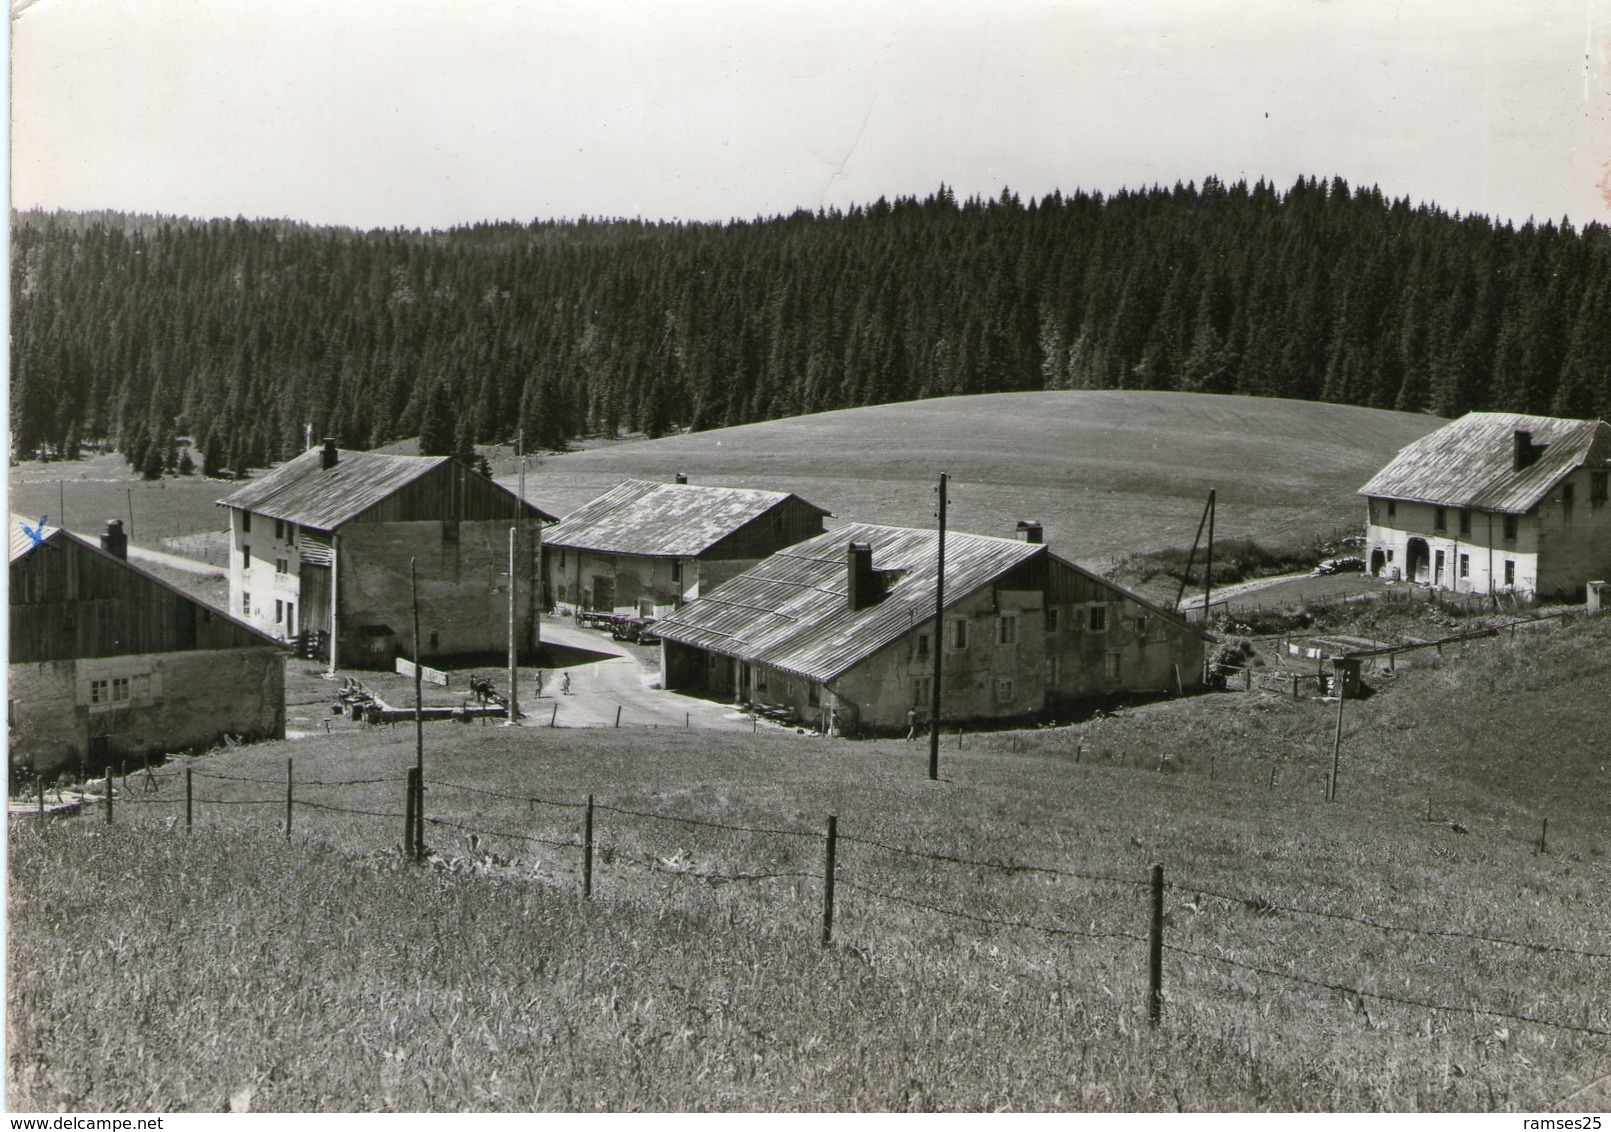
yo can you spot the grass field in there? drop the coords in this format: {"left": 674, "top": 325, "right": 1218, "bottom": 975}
{"left": 497, "top": 391, "right": 1444, "bottom": 568}
{"left": 10, "top": 611, "right": 1609, "bottom": 1111}
{"left": 9, "top": 393, "right": 1440, "bottom": 577}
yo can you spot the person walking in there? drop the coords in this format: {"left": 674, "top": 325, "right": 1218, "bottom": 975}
{"left": 535, "top": 669, "right": 545, "bottom": 698}
{"left": 906, "top": 707, "right": 919, "bottom": 741}
{"left": 560, "top": 671, "right": 572, "bottom": 696}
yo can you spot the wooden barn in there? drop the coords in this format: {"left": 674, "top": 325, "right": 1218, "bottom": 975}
{"left": 653, "top": 521, "right": 1208, "bottom": 734}
{"left": 216, "top": 439, "right": 555, "bottom": 669}
{"left": 542, "top": 476, "right": 830, "bottom": 619}
{"left": 1360, "top": 412, "right": 1611, "bottom": 600}
{"left": 9, "top": 514, "right": 287, "bottom": 778}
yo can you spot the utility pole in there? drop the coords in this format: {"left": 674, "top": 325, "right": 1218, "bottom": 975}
{"left": 1203, "top": 488, "right": 1216, "bottom": 623}
{"left": 929, "top": 472, "right": 948, "bottom": 781}
{"left": 506, "top": 526, "right": 519, "bottom": 723}
{"left": 412, "top": 558, "right": 424, "bottom": 847}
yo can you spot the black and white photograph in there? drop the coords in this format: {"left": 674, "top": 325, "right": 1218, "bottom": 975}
{"left": 6, "top": 0, "right": 1610, "bottom": 1114}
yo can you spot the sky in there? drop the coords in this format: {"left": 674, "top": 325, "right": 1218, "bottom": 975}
{"left": 9, "top": 0, "right": 1611, "bottom": 231}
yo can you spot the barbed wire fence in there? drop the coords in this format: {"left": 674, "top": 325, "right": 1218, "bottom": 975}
{"left": 43, "top": 760, "right": 1611, "bottom": 1047}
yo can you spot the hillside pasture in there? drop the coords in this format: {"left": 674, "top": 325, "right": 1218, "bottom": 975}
{"left": 502, "top": 392, "right": 1444, "bottom": 568}
{"left": 10, "top": 612, "right": 1609, "bottom": 1111}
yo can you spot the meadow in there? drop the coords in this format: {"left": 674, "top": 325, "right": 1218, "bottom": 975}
{"left": 10, "top": 613, "right": 1609, "bottom": 1111}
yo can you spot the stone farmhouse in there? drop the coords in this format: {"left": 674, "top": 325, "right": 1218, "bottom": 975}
{"left": 653, "top": 521, "right": 1207, "bottom": 734}
{"left": 543, "top": 477, "right": 830, "bottom": 619}
{"left": 216, "top": 440, "right": 555, "bottom": 669}
{"left": 1359, "top": 412, "right": 1611, "bottom": 600}
{"left": 9, "top": 515, "right": 286, "bottom": 777}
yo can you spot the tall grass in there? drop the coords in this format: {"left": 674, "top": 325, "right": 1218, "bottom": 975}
{"left": 9, "top": 616, "right": 1610, "bottom": 1111}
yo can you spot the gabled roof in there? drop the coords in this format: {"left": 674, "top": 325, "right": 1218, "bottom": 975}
{"left": 9, "top": 512, "right": 59, "bottom": 564}
{"left": 543, "top": 480, "right": 830, "bottom": 558}
{"left": 1359, "top": 412, "right": 1611, "bottom": 514}
{"left": 653, "top": 522, "right": 1201, "bottom": 683}
{"left": 215, "top": 447, "right": 553, "bottom": 530}
{"left": 8, "top": 514, "right": 286, "bottom": 650}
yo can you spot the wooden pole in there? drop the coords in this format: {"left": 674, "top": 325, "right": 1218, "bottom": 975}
{"left": 403, "top": 768, "right": 417, "bottom": 859}
{"left": 583, "top": 794, "right": 595, "bottom": 899}
{"left": 1203, "top": 490, "right": 1216, "bottom": 623}
{"left": 1538, "top": 817, "right": 1548, "bottom": 855}
{"left": 1328, "top": 679, "right": 1344, "bottom": 802}
{"left": 615, "top": 705, "right": 622, "bottom": 728}
{"left": 126, "top": 488, "right": 134, "bottom": 539}
{"left": 285, "top": 757, "right": 293, "bottom": 838}
{"left": 929, "top": 472, "right": 948, "bottom": 781}
{"left": 1148, "top": 863, "right": 1164, "bottom": 1027}
{"left": 412, "top": 558, "right": 424, "bottom": 856}
{"left": 186, "top": 765, "right": 193, "bottom": 831}
{"left": 37, "top": 774, "right": 45, "bottom": 818}
{"left": 507, "top": 526, "right": 519, "bottom": 723}
{"left": 105, "top": 766, "right": 114, "bottom": 824}
{"left": 821, "top": 815, "right": 838, "bottom": 947}
{"left": 550, "top": 703, "right": 558, "bottom": 728}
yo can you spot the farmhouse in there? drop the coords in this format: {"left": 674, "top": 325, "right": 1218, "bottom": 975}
{"left": 1359, "top": 412, "right": 1611, "bottom": 600}
{"left": 8, "top": 515, "right": 286, "bottom": 777}
{"left": 653, "top": 521, "right": 1207, "bottom": 734}
{"left": 543, "top": 476, "right": 830, "bottom": 618}
{"left": 216, "top": 440, "right": 555, "bottom": 669}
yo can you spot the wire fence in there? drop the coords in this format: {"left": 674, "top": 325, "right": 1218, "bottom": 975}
{"left": 41, "top": 760, "right": 1610, "bottom": 1046}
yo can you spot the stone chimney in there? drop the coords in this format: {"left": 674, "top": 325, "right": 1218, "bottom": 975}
{"left": 101, "top": 519, "right": 128, "bottom": 560}
{"left": 1015, "top": 520, "right": 1044, "bottom": 544}
{"left": 321, "top": 438, "right": 339, "bottom": 471}
{"left": 1513, "top": 430, "right": 1535, "bottom": 472}
{"left": 846, "top": 542, "right": 878, "bottom": 611}
{"left": 674, "top": 472, "right": 688, "bottom": 484}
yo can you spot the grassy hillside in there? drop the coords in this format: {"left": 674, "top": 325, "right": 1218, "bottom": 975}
{"left": 506, "top": 391, "right": 1444, "bottom": 567}
{"left": 10, "top": 613, "right": 1608, "bottom": 1111}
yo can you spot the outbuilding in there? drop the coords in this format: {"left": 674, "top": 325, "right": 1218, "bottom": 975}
{"left": 652, "top": 521, "right": 1208, "bottom": 734}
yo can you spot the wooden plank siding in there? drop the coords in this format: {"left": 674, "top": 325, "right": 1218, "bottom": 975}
{"left": 11, "top": 534, "right": 277, "bottom": 663}
{"left": 702, "top": 497, "right": 832, "bottom": 561}
{"left": 334, "top": 459, "right": 547, "bottom": 529}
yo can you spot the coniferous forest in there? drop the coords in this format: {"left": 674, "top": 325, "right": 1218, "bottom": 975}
{"left": 10, "top": 176, "right": 1611, "bottom": 474}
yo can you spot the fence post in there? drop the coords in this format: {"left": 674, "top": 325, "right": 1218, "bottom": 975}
{"left": 37, "top": 775, "right": 45, "bottom": 819}
{"left": 403, "top": 768, "right": 417, "bottom": 859}
{"left": 186, "top": 765, "right": 193, "bottom": 831}
{"left": 285, "top": 757, "right": 294, "bottom": 839}
{"left": 583, "top": 794, "right": 595, "bottom": 900}
{"left": 614, "top": 705, "right": 622, "bottom": 728}
{"left": 1537, "top": 817, "right": 1548, "bottom": 855}
{"left": 550, "top": 703, "right": 558, "bottom": 728}
{"left": 1328, "top": 682, "right": 1344, "bottom": 803}
{"left": 1209, "top": 756, "right": 1215, "bottom": 783}
{"left": 821, "top": 814, "right": 838, "bottom": 947}
{"left": 105, "top": 766, "right": 114, "bottom": 825}
{"left": 1148, "top": 863, "right": 1164, "bottom": 1027}
{"left": 414, "top": 767, "right": 426, "bottom": 863}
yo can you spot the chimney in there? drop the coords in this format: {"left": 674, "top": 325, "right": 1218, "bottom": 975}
{"left": 101, "top": 519, "right": 128, "bottom": 560}
{"left": 674, "top": 472, "right": 688, "bottom": 485}
{"left": 321, "top": 437, "right": 338, "bottom": 471}
{"left": 1016, "top": 520, "right": 1044, "bottom": 544}
{"left": 846, "top": 542, "right": 878, "bottom": 611}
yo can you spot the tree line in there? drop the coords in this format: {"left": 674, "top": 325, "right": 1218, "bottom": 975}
{"left": 10, "top": 175, "right": 1610, "bottom": 474}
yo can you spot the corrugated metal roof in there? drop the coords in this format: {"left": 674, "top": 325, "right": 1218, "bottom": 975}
{"left": 1359, "top": 412, "right": 1611, "bottom": 514}
{"left": 653, "top": 523, "right": 1048, "bottom": 682}
{"left": 543, "top": 480, "right": 830, "bottom": 558}
{"left": 212, "top": 447, "right": 560, "bottom": 531}
{"left": 9, "top": 513, "right": 60, "bottom": 564}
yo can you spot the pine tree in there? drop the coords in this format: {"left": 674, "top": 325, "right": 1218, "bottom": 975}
{"left": 418, "top": 379, "right": 457, "bottom": 457}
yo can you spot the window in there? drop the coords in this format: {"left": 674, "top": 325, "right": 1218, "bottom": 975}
{"left": 913, "top": 632, "right": 930, "bottom": 659}
{"left": 756, "top": 668, "right": 768, "bottom": 691}
{"left": 90, "top": 677, "right": 130, "bottom": 706}
{"left": 1088, "top": 605, "right": 1107, "bottom": 633}
{"left": 1593, "top": 472, "right": 1608, "bottom": 505}
{"left": 287, "top": 523, "right": 296, "bottom": 545}
{"left": 1386, "top": 548, "right": 1395, "bottom": 563}
{"left": 912, "top": 676, "right": 931, "bottom": 707}
{"left": 1387, "top": 500, "right": 1396, "bottom": 520}
{"left": 1434, "top": 507, "right": 1447, "bottom": 532}
{"left": 1459, "top": 553, "right": 1469, "bottom": 579}
{"left": 1458, "top": 509, "right": 1471, "bottom": 536}
{"left": 948, "top": 618, "right": 968, "bottom": 650}
{"left": 1104, "top": 652, "right": 1121, "bottom": 681}
{"left": 1562, "top": 482, "right": 1575, "bottom": 523}
{"left": 242, "top": 511, "right": 251, "bottom": 533}
{"left": 1434, "top": 549, "right": 1445, "bottom": 584}
{"left": 242, "top": 545, "right": 251, "bottom": 570}
{"left": 808, "top": 682, "right": 820, "bottom": 707}
{"left": 275, "top": 599, "right": 283, "bottom": 624}
{"left": 994, "top": 677, "right": 1014, "bottom": 703}
{"left": 287, "top": 602, "right": 296, "bottom": 634}
{"left": 275, "top": 519, "right": 284, "bottom": 539}
{"left": 242, "top": 591, "right": 251, "bottom": 616}
{"left": 1504, "top": 560, "right": 1516, "bottom": 587}
{"left": 1045, "top": 607, "right": 1059, "bottom": 634}
{"left": 1503, "top": 515, "right": 1518, "bottom": 541}
{"left": 275, "top": 557, "right": 289, "bottom": 577}
{"left": 997, "top": 614, "right": 1018, "bottom": 646}
{"left": 671, "top": 560, "right": 683, "bottom": 584}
